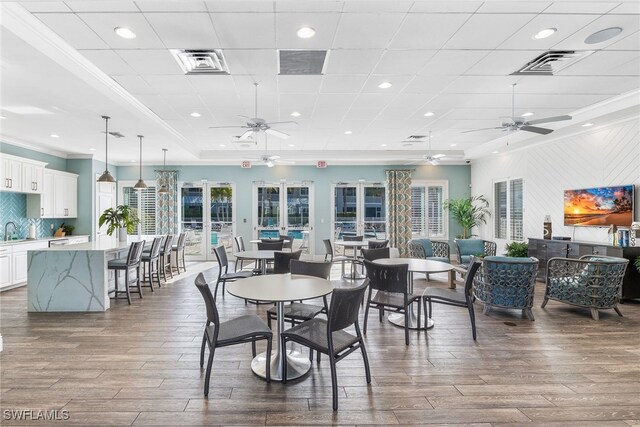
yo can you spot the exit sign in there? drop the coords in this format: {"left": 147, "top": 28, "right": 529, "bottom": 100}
{"left": 241, "top": 161, "right": 251, "bottom": 169}
{"left": 317, "top": 160, "right": 327, "bottom": 168}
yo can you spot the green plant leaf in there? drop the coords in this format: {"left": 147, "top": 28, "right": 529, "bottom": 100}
{"left": 443, "top": 195, "right": 491, "bottom": 239}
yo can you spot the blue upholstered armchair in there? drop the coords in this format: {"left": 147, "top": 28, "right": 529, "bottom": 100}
{"left": 454, "top": 239, "right": 497, "bottom": 267}
{"left": 408, "top": 239, "right": 450, "bottom": 263}
{"left": 473, "top": 256, "right": 539, "bottom": 320}
{"left": 542, "top": 255, "right": 628, "bottom": 320}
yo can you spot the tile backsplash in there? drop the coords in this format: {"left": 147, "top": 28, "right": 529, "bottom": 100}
{"left": 0, "top": 192, "right": 71, "bottom": 240}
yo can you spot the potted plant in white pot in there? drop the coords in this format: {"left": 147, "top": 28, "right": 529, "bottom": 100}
{"left": 99, "top": 205, "right": 139, "bottom": 242}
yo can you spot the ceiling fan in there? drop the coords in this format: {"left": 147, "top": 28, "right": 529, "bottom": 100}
{"left": 250, "top": 134, "right": 295, "bottom": 168}
{"left": 209, "top": 82, "right": 297, "bottom": 140}
{"left": 405, "top": 131, "right": 447, "bottom": 165}
{"left": 463, "top": 83, "right": 572, "bottom": 135}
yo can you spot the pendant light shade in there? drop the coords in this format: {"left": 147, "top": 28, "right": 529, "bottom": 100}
{"left": 133, "top": 134, "right": 148, "bottom": 189}
{"left": 97, "top": 115, "right": 116, "bottom": 183}
{"left": 157, "top": 148, "right": 169, "bottom": 195}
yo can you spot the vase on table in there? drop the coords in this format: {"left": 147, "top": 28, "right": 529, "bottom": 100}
{"left": 119, "top": 227, "right": 128, "bottom": 243}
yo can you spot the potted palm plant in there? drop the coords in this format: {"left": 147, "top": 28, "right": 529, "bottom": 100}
{"left": 99, "top": 205, "right": 139, "bottom": 242}
{"left": 443, "top": 195, "right": 491, "bottom": 239}
{"left": 505, "top": 241, "right": 529, "bottom": 257}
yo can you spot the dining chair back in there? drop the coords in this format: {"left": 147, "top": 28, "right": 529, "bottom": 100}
{"left": 272, "top": 250, "right": 303, "bottom": 274}
{"left": 257, "top": 240, "right": 284, "bottom": 251}
{"left": 367, "top": 239, "right": 389, "bottom": 249}
{"left": 290, "top": 260, "right": 331, "bottom": 279}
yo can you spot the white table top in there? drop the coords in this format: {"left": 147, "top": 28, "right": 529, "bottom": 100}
{"left": 234, "top": 250, "right": 277, "bottom": 260}
{"left": 375, "top": 258, "right": 453, "bottom": 273}
{"left": 226, "top": 274, "right": 333, "bottom": 302}
{"left": 334, "top": 240, "right": 367, "bottom": 248}
{"left": 249, "top": 239, "right": 290, "bottom": 244}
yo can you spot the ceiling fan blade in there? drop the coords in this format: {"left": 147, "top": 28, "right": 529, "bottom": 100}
{"left": 432, "top": 154, "right": 446, "bottom": 159}
{"left": 265, "top": 128, "right": 290, "bottom": 139}
{"left": 521, "top": 125, "right": 553, "bottom": 135}
{"left": 239, "top": 129, "right": 256, "bottom": 140}
{"left": 526, "top": 115, "right": 572, "bottom": 125}
{"left": 267, "top": 154, "right": 281, "bottom": 160}
{"left": 209, "top": 125, "right": 245, "bottom": 129}
{"left": 265, "top": 121, "right": 298, "bottom": 126}
{"left": 462, "top": 127, "right": 504, "bottom": 133}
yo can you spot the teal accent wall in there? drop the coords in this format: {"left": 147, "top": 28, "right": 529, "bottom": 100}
{"left": 0, "top": 141, "right": 67, "bottom": 172}
{"left": 67, "top": 159, "right": 97, "bottom": 236}
{"left": 0, "top": 192, "right": 60, "bottom": 240}
{"left": 116, "top": 164, "right": 471, "bottom": 253}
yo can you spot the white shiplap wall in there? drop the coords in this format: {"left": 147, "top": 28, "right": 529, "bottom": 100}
{"left": 471, "top": 118, "right": 640, "bottom": 252}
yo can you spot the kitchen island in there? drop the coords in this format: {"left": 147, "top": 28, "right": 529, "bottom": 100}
{"left": 27, "top": 240, "right": 130, "bottom": 312}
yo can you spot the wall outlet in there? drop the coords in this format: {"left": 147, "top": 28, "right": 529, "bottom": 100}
{"left": 50, "top": 224, "right": 54, "bottom": 230}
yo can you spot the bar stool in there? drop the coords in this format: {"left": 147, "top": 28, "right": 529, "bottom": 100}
{"left": 141, "top": 236, "right": 163, "bottom": 291}
{"left": 171, "top": 232, "right": 187, "bottom": 274}
{"left": 159, "top": 235, "right": 175, "bottom": 283}
{"left": 108, "top": 240, "right": 145, "bottom": 304}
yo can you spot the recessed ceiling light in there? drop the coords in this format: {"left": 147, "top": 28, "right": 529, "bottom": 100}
{"left": 49, "top": 134, "right": 60, "bottom": 138}
{"left": 450, "top": 143, "right": 457, "bottom": 147}
{"left": 585, "top": 27, "right": 623, "bottom": 44}
{"left": 582, "top": 122, "right": 594, "bottom": 127}
{"left": 492, "top": 151, "right": 499, "bottom": 154}
{"left": 297, "top": 27, "right": 316, "bottom": 39}
{"left": 89, "top": 148, "right": 96, "bottom": 151}
{"left": 532, "top": 28, "right": 557, "bottom": 40}
{"left": 219, "top": 144, "right": 226, "bottom": 147}
{"left": 0, "top": 115, "right": 6, "bottom": 119}
{"left": 114, "top": 26, "right": 136, "bottom": 39}
{"left": 291, "top": 112, "right": 301, "bottom": 117}
{"left": 190, "top": 112, "right": 201, "bottom": 117}
{"left": 423, "top": 112, "right": 435, "bottom": 117}
{"left": 344, "top": 130, "right": 352, "bottom": 135}
{"left": 378, "top": 82, "right": 392, "bottom": 89}
{"left": 288, "top": 144, "right": 295, "bottom": 147}
{"left": 380, "top": 144, "right": 387, "bottom": 147}
{"left": 522, "top": 112, "right": 534, "bottom": 117}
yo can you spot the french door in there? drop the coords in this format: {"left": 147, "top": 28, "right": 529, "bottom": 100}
{"left": 332, "top": 182, "right": 386, "bottom": 241}
{"left": 180, "top": 182, "right": 235, "bottom": 261}
{"left": 253, "top": 182, "right": 313, "bottom": 254}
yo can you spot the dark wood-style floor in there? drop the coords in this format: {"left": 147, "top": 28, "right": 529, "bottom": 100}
{"left": 1, "top": 261, "right": 639, "bottom": 426}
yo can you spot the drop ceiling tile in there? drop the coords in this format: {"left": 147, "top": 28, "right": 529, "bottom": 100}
{"left": 320, "top": 75, "right": 368, "bottom": 93}
{"left": 465, "top": 50, "right": 546, "bottom": 75}
{"left": 373, "top": 50, "right": 436, "bottom": 75}
{"left": 115, "top": 50, "right": 183, "bottom": 75}
{"left": 442, "top": 76, "right": 518, "bottom": 94}
{"left": 323, "top": 49, "right": 383, "bottom": 74}
{"left": 514, "top": 75, "right": 638, "bottom": 95}
{"left": 552, "top": 14, "right": 640, "bottom": 50}
{"left": 65, "top": 1, "right": 139, "bottom": 12}
{"left": 389, "top": 14, "right": 471, "bottom": 50}
{"left": 418, "top": 50, "right": 489, "bottom": 75}
{"left": 350, "top": 93, "right": 395, "bottom": 110}
{"left": 136, "top": 1, "right": 208, "bottom": 12}
{"left": 409, "top": 1, "right": 482, "bottom": 13}
{"left": 111, "top": 75, "right": 154, "bottom": 94}
{"left": 560, "top": 51, "right": 640, "bottom": 76}
{"left": 205, "top": 1, "right": 274, "bottom": 12}
{"left": 447, "top": 14, "right": 539, "bottom": 49}
{"left": 211, "top": 13, "right": 276, "bottom": 48}
{"left": 362, "top": 75, "right": 414, "bottom": 93}
{"left": 80, "top": 49, "right": 137, "bottom": 75}
{"left": 342, "top": 0, "right": 414, "bottom": 13}
{"left": 144, "top": 12, "right": 220, "bottom": 49}
{"left": 278, "top": 93, "right": 317, "bottom": 109}
{"left": 275, "top": 13, "right": 340, "bottom": 49}
{"left": 77, "top": 13, "right": 165, "bottom": 49}
{"left": 133, "top": 94, "right": 181, "bottom": 119}
{"left": 608, "top": 30, "right": 640, "bottom": 50}
{"left": 332, "top": 13, "right": 406, "bottom": 48}
{"left": 222, "top": 50, "right": 278, "bottom": 75}
{"left": 275, "top": 1, "right": 343, "bottom": 12}
{"left": 610, "top": 2, "right": 640, "bottom": 14}
{"left": 402, "top": 75, "right": 457, "bottom": 94}
{"left": 498, "top": 14, "right": 600, "bottom": 50}
{"left": 21, "top": 2, "right": 72, "bottom": 12}
{"left": 144, "top": 75, "right": 196, "bottom": 93}
{"left": 278, "top": 75, "right": 323, "bottom": 93}
{"left": 476, "top": 1, "right": 551, "bottom": 14}
{"left": 33, "top": 13, "right": 109, "bottom": 49}
{"left": 315, "top": 94, "right": 357, "bottom": 110}
{"left": 542, "top": 2, "right": 618, "bottom": 14}
{"left": 343, "top": 108, "right": 381, "bottom": 120}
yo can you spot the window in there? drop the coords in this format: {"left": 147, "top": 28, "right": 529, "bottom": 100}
{"left": 411, "top": 181, "right": 448, "bottom": 239}
{"left": 494, "top": 178, "right": 523, "bottom": 240}
{"left": 120, "top": 183, "right": 157, "bottom": 236}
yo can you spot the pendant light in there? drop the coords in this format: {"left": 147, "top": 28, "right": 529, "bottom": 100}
{"left": 133, "top": 135, "right": 147, "bottom": 189}
{"left": 157, "top": 148, "right": 169, "bottom": 195}
{"left": 97, "top": 115, "right": 116, "bottom": 182}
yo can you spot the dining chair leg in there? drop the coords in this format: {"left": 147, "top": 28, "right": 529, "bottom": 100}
{"left": 468, "top": 302, "right": 477, "bottom": 340}
{"left": 265, "top": 337, "right": 272, "bottom": 383}
{"left": 167, "top": 254, "right": 174, "bottom": 279}
{"left": 136, "top": 266, "right": 143, "bottom": 298}
{"left": 124, "top": 269, "right": 131, "bottom": 305}
{"left": 329, "top": 357, "right": 339, "bottom": 411}
{"left": 199, "top": 333, "right": 207, "bottom": 368}
{"left": 204, "top": 347, "right": 215, "bottom": 397}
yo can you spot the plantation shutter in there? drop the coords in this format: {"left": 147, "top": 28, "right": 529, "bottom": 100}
{"left": 510, "top": 179, "right": 524, "bottom": 240}
{"left": 411, "top": 187, "right": 426, "bottom": 234}
{"left": 494, "top": 181, "right": 507, "bottom": 239}
{"left": 427, "top": 186, "right": 444, "bottom": 237}
{"left": 139, "top": 186, "right": 157, "bottom": 235}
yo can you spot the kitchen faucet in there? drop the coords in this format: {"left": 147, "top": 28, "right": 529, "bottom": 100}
{"left": 4, "top": 221, "right": 17, "bottom": 241}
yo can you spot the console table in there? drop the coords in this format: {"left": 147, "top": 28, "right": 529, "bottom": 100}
{"left": 528, "top": 238, "right": 640, "bottom": 300}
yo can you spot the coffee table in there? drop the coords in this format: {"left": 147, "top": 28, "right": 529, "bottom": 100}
{"left": 374, "top": 258, "right": 454, "bottom": 330}
{"left": 226, "top": 274, "right": 333, "bottom": 381}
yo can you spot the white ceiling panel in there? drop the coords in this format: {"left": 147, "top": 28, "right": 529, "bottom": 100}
{"left": 77, "top": 13, "right": 165, "bottom": 49}
{"left": 205, "top": 1, "right": 274, "bottom": 13}
{"left": 133, "top": 94, "right": 181, "bottom": 120}
{"left": 275, "top": 1, "right": 344, "bottom": 13}
{"left": 111, "top": 75, "right": 155, "bottom": 94}
{"left": 223, "top": 49, "right": 278, "bottom": 75}
{"left": 373, "top": 50, "right": 436, "bottom": 75}
{"left": 608, "top": 30, "right": 640, "bottom": 50}
{"left": 444, "top": 14, "right": 537, "bottom": 49}
{"left": 350, "top": 93, "right": 395, "bottom": 110}
{"left": 79, "top": 49, "right": 137, "bottom": 75}
{"left": 278, "top": 93, "right": 318, "bottom": 108}
{"left": 389, "top": 14, "right": 471, "bottom": 50}
{"left": 476, "top": 1, "right": 551, "bottom": 14}
{"left": 275, "top": 13, "right": 341, "bottom": 49}
{"left": 323, "top": 49, "right": 383, "bottom": 74}
{"left": 314, "top": 94, "right": 356, "bottom": 110}
{"left": 186, "top": 75, "right": 237, "bottom": 95}
{"left": 135, "top": 1, "right": 208, "bottom": 12}
{"left": 20, "top": 2, "right": 71, "bottom": 13}
{"left": 143, "top": 75, "right": 196, "bottom": 93}
{"left": 560, "top": 51, "right": 640, "bottom": 76}
{"left": 552, "top": 13, "right": 640, "bottom": 51}
{"left": 610, "top": 3, "right": 640, "bottom": 14}
{"left": 144, "top": 12, "right": 220, "bottom": 49}
{"left": 498, "top": 14, "right": 600, "bottom": 50}
{"left": 211, "top": 13, "right": 276, "bottom": 49}
{"left": 401, "top": 75, "right": 458, "bottom": 94}
{"left": 65, "top": 1, "right": 139, "bottom": 12}
{"left": 542, "top": 2, "right": 618, "bottom": 14}
{"left": 278, "top": 75, "right": 323, "bottom": 93}
{"left": 115, "top": 50, "right": 183, "bottom": 75}
{"left": 418, "top": 50, "right": 489, "bottom": 76}
{"left": 442, "top": 76, "right": 522, "bottom": 94}
{"left": 342, "top": 1, "right": 414, "bottom": 13}
{"left": 514, "top": 75, "right": 639, "bottom": 95}
{"left": 361, "top": 75, "right": 413, "bottom": 93}
{"left": 332, "top": 13, "right": 405, "bottom": 48}
{"left": 320, "top": 75, "right": 368, "bottom": 93}
{"left": 409, "top": 2, "right": 482, "bottom": 13}
{"left": 33, "top": 13, "right": 109, "bottom": 49}
{"left": 465, "top": 50, "right": 546, "bottom": 75}
{"left": 343, "top": 108, "right": 380, "bottom": 120}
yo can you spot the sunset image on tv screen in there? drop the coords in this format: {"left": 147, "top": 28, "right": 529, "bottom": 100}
{"left": 564, "top": 185, "right": 634, "bottom": 226}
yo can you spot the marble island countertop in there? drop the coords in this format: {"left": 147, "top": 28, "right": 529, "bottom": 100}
{"left": 0, "top": 235, "right": 90, "bottom": 246}
{"left": 38, "top": 240, "right": 129, "bottom": 252}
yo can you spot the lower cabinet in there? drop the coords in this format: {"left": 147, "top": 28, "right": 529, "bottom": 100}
{"left": 0, "top": 248, "right": 11, "bottom": 289}
{"left": 0, "top": 241, "right": 50, "bottom": 291}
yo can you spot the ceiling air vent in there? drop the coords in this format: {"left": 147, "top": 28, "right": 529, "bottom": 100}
{"left": 279, "top": 50, "right": 328, "bottom": 75}
{"left": 407, "top": 135, "right": 426, "bottom": 140}
{"left": 170, "top": 49, "right": 230, "bottom": 75}
{"left": 511, "top": 50, "right": 594, "bottom": 76}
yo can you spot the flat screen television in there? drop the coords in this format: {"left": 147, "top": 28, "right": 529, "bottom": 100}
{"left": 564, "top": 185, "right": 634, "bottom": 227}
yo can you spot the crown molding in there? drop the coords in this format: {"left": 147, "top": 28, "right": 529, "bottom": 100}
{"left": 0, "top": 135, "right": 70, "bottom": 159}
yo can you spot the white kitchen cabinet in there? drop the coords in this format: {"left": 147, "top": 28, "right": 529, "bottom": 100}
{"left": 67, "top": 236, "right": 89, "bottom": 245}
{"left": 0, "top": 156, "right": 22, "bottom": 192}
{"left": 12, "top": 250, "right": 28, "bottom": 284}
{"left": 21, "top": 162, "right": 44, "bottom": 194}
{"left": 1, "top": 241, "right": 50, "bottom": 291}
{"left": 27, "top": 170, "right": 77, "bottom": 219}
{"left": 0, "top": 248, "right": 11, "bottom": 289}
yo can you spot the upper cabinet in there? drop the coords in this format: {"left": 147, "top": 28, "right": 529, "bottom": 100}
{"left": 0, "top": 153, "right": 47, "bottom": 194}
{"left": 27, "top": 169, "right": 78, "bottom": 219}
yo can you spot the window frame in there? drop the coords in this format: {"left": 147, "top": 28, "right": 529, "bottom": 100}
{"left": 117, "top": 181, "right": 157, "bottom": 237}
{"left": 411, "top": 179, "right": 449, "bottom": 240}
{"left": 493, "top": 177, "right": 524, "bottom": 241}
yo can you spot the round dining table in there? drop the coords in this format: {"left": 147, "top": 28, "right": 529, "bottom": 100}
{"left": 234, "top": 250, "right": 276, "bottom": 275}
{"left": 226, "top": 274, "right": 333, "bottom": 382}
{"left": 333, "top": 240, "right": 368, "bottom": 279}
{"left": 374, "top": 258, "right": 454, "bottom": 330}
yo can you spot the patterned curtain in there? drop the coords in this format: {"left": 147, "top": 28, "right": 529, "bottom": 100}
{"left": 386, "top": 169, "right": 413, "bottom": 257}
{"left": 156, "top": 170, "right": 179, "bottom": 234}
